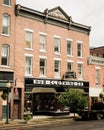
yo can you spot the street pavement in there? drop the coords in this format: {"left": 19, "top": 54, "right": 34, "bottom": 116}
{"left": 0, "top": 113, "right": 80, "bottom": 129}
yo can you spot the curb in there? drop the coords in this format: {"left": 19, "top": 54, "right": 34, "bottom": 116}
{"left": 0, "top": 114, "right": 80, "bottom": 129}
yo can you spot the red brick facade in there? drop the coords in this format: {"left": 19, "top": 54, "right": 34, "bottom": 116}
{"left": 0, "top": 0, "right": 103, "bottom": 120}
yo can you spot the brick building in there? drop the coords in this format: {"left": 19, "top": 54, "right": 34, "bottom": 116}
{"left": 90, "top": 46, "right": 104, "bottom": 58}
{"left": 0, "top": 0, "right": 93, "bottom": 120}
{"left": 88, "top": 47, "right": 104, "bottom": 105}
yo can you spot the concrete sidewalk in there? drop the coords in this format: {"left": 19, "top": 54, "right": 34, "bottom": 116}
{"left": 0, "top": 113, "right": 80, "bottom": 129}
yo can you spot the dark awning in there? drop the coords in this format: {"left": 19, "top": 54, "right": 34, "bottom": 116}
{"left": 32, "top": 87, "right": 56, "bottom": 93}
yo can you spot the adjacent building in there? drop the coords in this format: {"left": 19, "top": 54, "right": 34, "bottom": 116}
{"left": 0, "top": 0, "right": 103, "bottom": 120}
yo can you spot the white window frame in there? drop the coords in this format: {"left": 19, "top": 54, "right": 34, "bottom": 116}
{"left": 25, "top": 30, "right": 33, "bottom": 50}
{"left": 3, "top": 0, "right": 11, "bottom": 6}
{"left": 95, "top": 67, "right": 100, "bottom": 86}
{"left": 2, "top": 14, "right": 10, "bottom": 36}
{"left": 54, "top": 60, "right": 60, "bottom": 78}
{"left": 67, "top": 39, "right": 73, "bottom": 56}
{"left": 40, "top": 58, "right": 46, "bottom": 77}
{"left": 1, "top": 44, "right": 9, "bottom": 66}
{"left": 77, "top": 41, "right": 83, "bottom": 57}
{"left": 54, "top": 36, "right": 61, "bottom": 54}
{"left": 39, "top": 32, "right": 47, "bottom": 52}
{"left": 78, "top": 63, "right": 83, "bottom": 80}
{"left": 67, "top": 61, "right": 73, "bottom": 72}
{"left": 25, "top": 54, "right": 33, "bottom": 76}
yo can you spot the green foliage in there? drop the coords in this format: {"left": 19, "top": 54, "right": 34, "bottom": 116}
{"left": 57, "top": 89, "right": 88, "bottom": 113}
{"left": 24, "top": 111, "right": 32, "bottom": 123}
{"left": 1, "top": 92, "right": 8, "bottom": 100}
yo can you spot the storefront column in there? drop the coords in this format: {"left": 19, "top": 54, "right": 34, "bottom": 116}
{"left": 0, "top": 92, "right": 2, "bottom": 120}
{"left": 10, "top": 87, "right": 14, "bottom": 120}
{"left": 21, "top": 88, "right": 24, "bottom": 119}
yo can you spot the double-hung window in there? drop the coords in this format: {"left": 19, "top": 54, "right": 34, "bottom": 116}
{"left": 78, "top": 63, "right": 83, "bottom": 79}
{"left": 40, "top": 33, "right": 47, "bottom": 52}
{"left": 77, "top": 42, "right": 83, "bottom": 57}
{"left": 1, "top": 44, "right": 9, "bottom": 66}
{"left": 54, "top": 37, "right": 60, "bottom": 54}
{"left": 67, "top": 40, "right": 72, "bottom": 56}
{"left": 67, "top": 62, "right": 73, "bottom": 72}
{"left": 40, "top": 59, "right": 46, "bottom": 77}
{"left": 25, "top": 31, "right": 33, "bottom": 49}
{"left": 96, "top": 68, "right": 100, "bottom": 85}
{"left": 54, "top": 60, "right": 60, "bottom": 78}
{"left": 25, "top": 56, "right": 32, "bottom": 76}
{"left": 3, "top": 0, "right": 10, "bottom": 6}
{"left": 2, "top": 14, "right": 10, "bottom": 35}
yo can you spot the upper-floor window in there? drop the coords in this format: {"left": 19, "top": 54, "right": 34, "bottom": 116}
{"left": 67, "top": 62, "right": 73, "bottom": 72}
{"left": 54, "top": 37, "right": 61, "bottom": 54}
{"left": 1, "top": 44, "right": 9, "bottom": 66}
{"left": 25, "top": 31, "right": 33, "bottom": 49}
{"left": 40, "top": 58, "right": 46, "bottom": 77}
{"left": 2, "top": 14, "right": 10, "bottom": 35}
{"left": 96, "top": 69, "right": 100, "bottom": 85}
{"left": 40, "top": 33, "right": 47, "bottom": 52}
{"left": 78, "top": 63, "right": 83, "bottom": 79}
{"left": 25, "top": 56, "right": 32, "bottom": 76}
{"left": 3, "top": 0, "right": 10, "bottom": 6}
{"left": 54, "top": 60, "right": 60, "bottom": 78}
{"left": 77, "top": 42, "right": 82, "bottom": 57}
{"left": 67, "top": 40, "right": 72, "bottom": 56}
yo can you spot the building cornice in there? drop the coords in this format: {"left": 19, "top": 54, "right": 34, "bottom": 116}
{"left": 15, "top": 4, "right": 91, "bottom": 35}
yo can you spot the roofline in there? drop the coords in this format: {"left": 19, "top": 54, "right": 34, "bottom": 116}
{"left": 15, "top": 4, "right": 91, "bottom": 34}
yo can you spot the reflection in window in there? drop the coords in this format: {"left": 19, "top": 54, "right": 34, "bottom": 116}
{"left": 2, "top": 14, "right": 10, "bottom": 35}
{"left": 3, "top": 0, "right": 10, "bottom": 6}
{"left": 1, "top": 44, "right": 9, "bottom": 66}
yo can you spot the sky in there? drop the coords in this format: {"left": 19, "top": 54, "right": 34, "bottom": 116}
{"left": 16, "top": 0, "right": 104, "bottom": 47}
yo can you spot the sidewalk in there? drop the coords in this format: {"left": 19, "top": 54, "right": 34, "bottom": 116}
{"left": 0, "top": 113, "right": 80, "bottom": 129}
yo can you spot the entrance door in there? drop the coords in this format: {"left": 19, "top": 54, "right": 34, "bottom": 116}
{"left": 13, "top": 100, "right": 20, "bottom": 119}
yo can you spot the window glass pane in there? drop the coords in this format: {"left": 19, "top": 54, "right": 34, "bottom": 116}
{"left": 67, "top": 62, "right": 72, "bottom": 72}
{"left": 1, "top": 45, "right": 9, "bottom": 66}
{"left": 40, "top": 34, "right": 46, "bottom": 51}
{"left": 77, "top": 43, "right": 82, "bottom": 57}
{"left": 67, "top": 41, "right": 72, "bottom": 55}
{"left": 25, "top": 57, "right": 32, "bottom": 75}
{"left": 96, "top": 69, "right": 100, "bottom": 85}
{"left": 26, "top": 31, "right": 32, "bottom": 49}
{"left": 54, "top": 60, "right": 60, "bottom": 77}
{"left": 3, "top": 0, "right": 10, "bottom": 5}
{"left": 78, "top": 64, "right": 82, "bottom": 79}
{"left": 40, "top": 59, "right": 46, "bottom": 76}
{"left": 2, "top": 14, "right": 10, "bottom": 35}
{"left": 54, "top": 38, "right": 60, "bottom": 53}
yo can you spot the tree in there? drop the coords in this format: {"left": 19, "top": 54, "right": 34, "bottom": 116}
{"left": 57, "top": 89, "right": 88, "bottom": 116}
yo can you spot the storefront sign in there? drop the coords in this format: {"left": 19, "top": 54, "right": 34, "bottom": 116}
{"left": 33, "top": 79, "right": 84, "bottom": 87}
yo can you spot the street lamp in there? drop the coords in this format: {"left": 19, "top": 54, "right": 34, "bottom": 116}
{"left": 5, "top": 81, "right": 11, "bottom": 124}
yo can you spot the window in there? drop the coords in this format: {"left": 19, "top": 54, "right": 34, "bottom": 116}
{"left": 54, "top": 60, "right": 60, "bottom": 78}
{"left": 67, "top": 62, "right": 73, "bottom": 72}
{"left": 77, "top": 43, "right": 82, "bottom": 57}
{"left": 40, "top": 34, "right": 46, "bottom": 51}
{"left": 3, "top": 0, "right": 10, "bottom": 6}
{"left": 40, "top": 59, "right": 46, "bottom": 77}
{"left": 54, "top": 37, "right": 60, "bottom": 54}
{"left": 96, "top": 69, "right": 100, "bottom": 85}
{"left": 67, "top": 40, "right": 72, "bottom": 56}
{"left": 2, "top": 14, "right": 10, "bottom": 35}
{"left": 25, "top": 57, "right": 32, "bottom": 75}
{"left": 25, "top": 31, "right": 33, "bottom": 49}
{"left": 1, "top": 44, "right": 9, "bottom": 66}
{"left": 78, "top": 63, "right": 83, "bottom": 79}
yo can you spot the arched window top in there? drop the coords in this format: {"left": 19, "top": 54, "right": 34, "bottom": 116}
{"left": 2, "top": 13, "right": 10, "bottom": 35}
